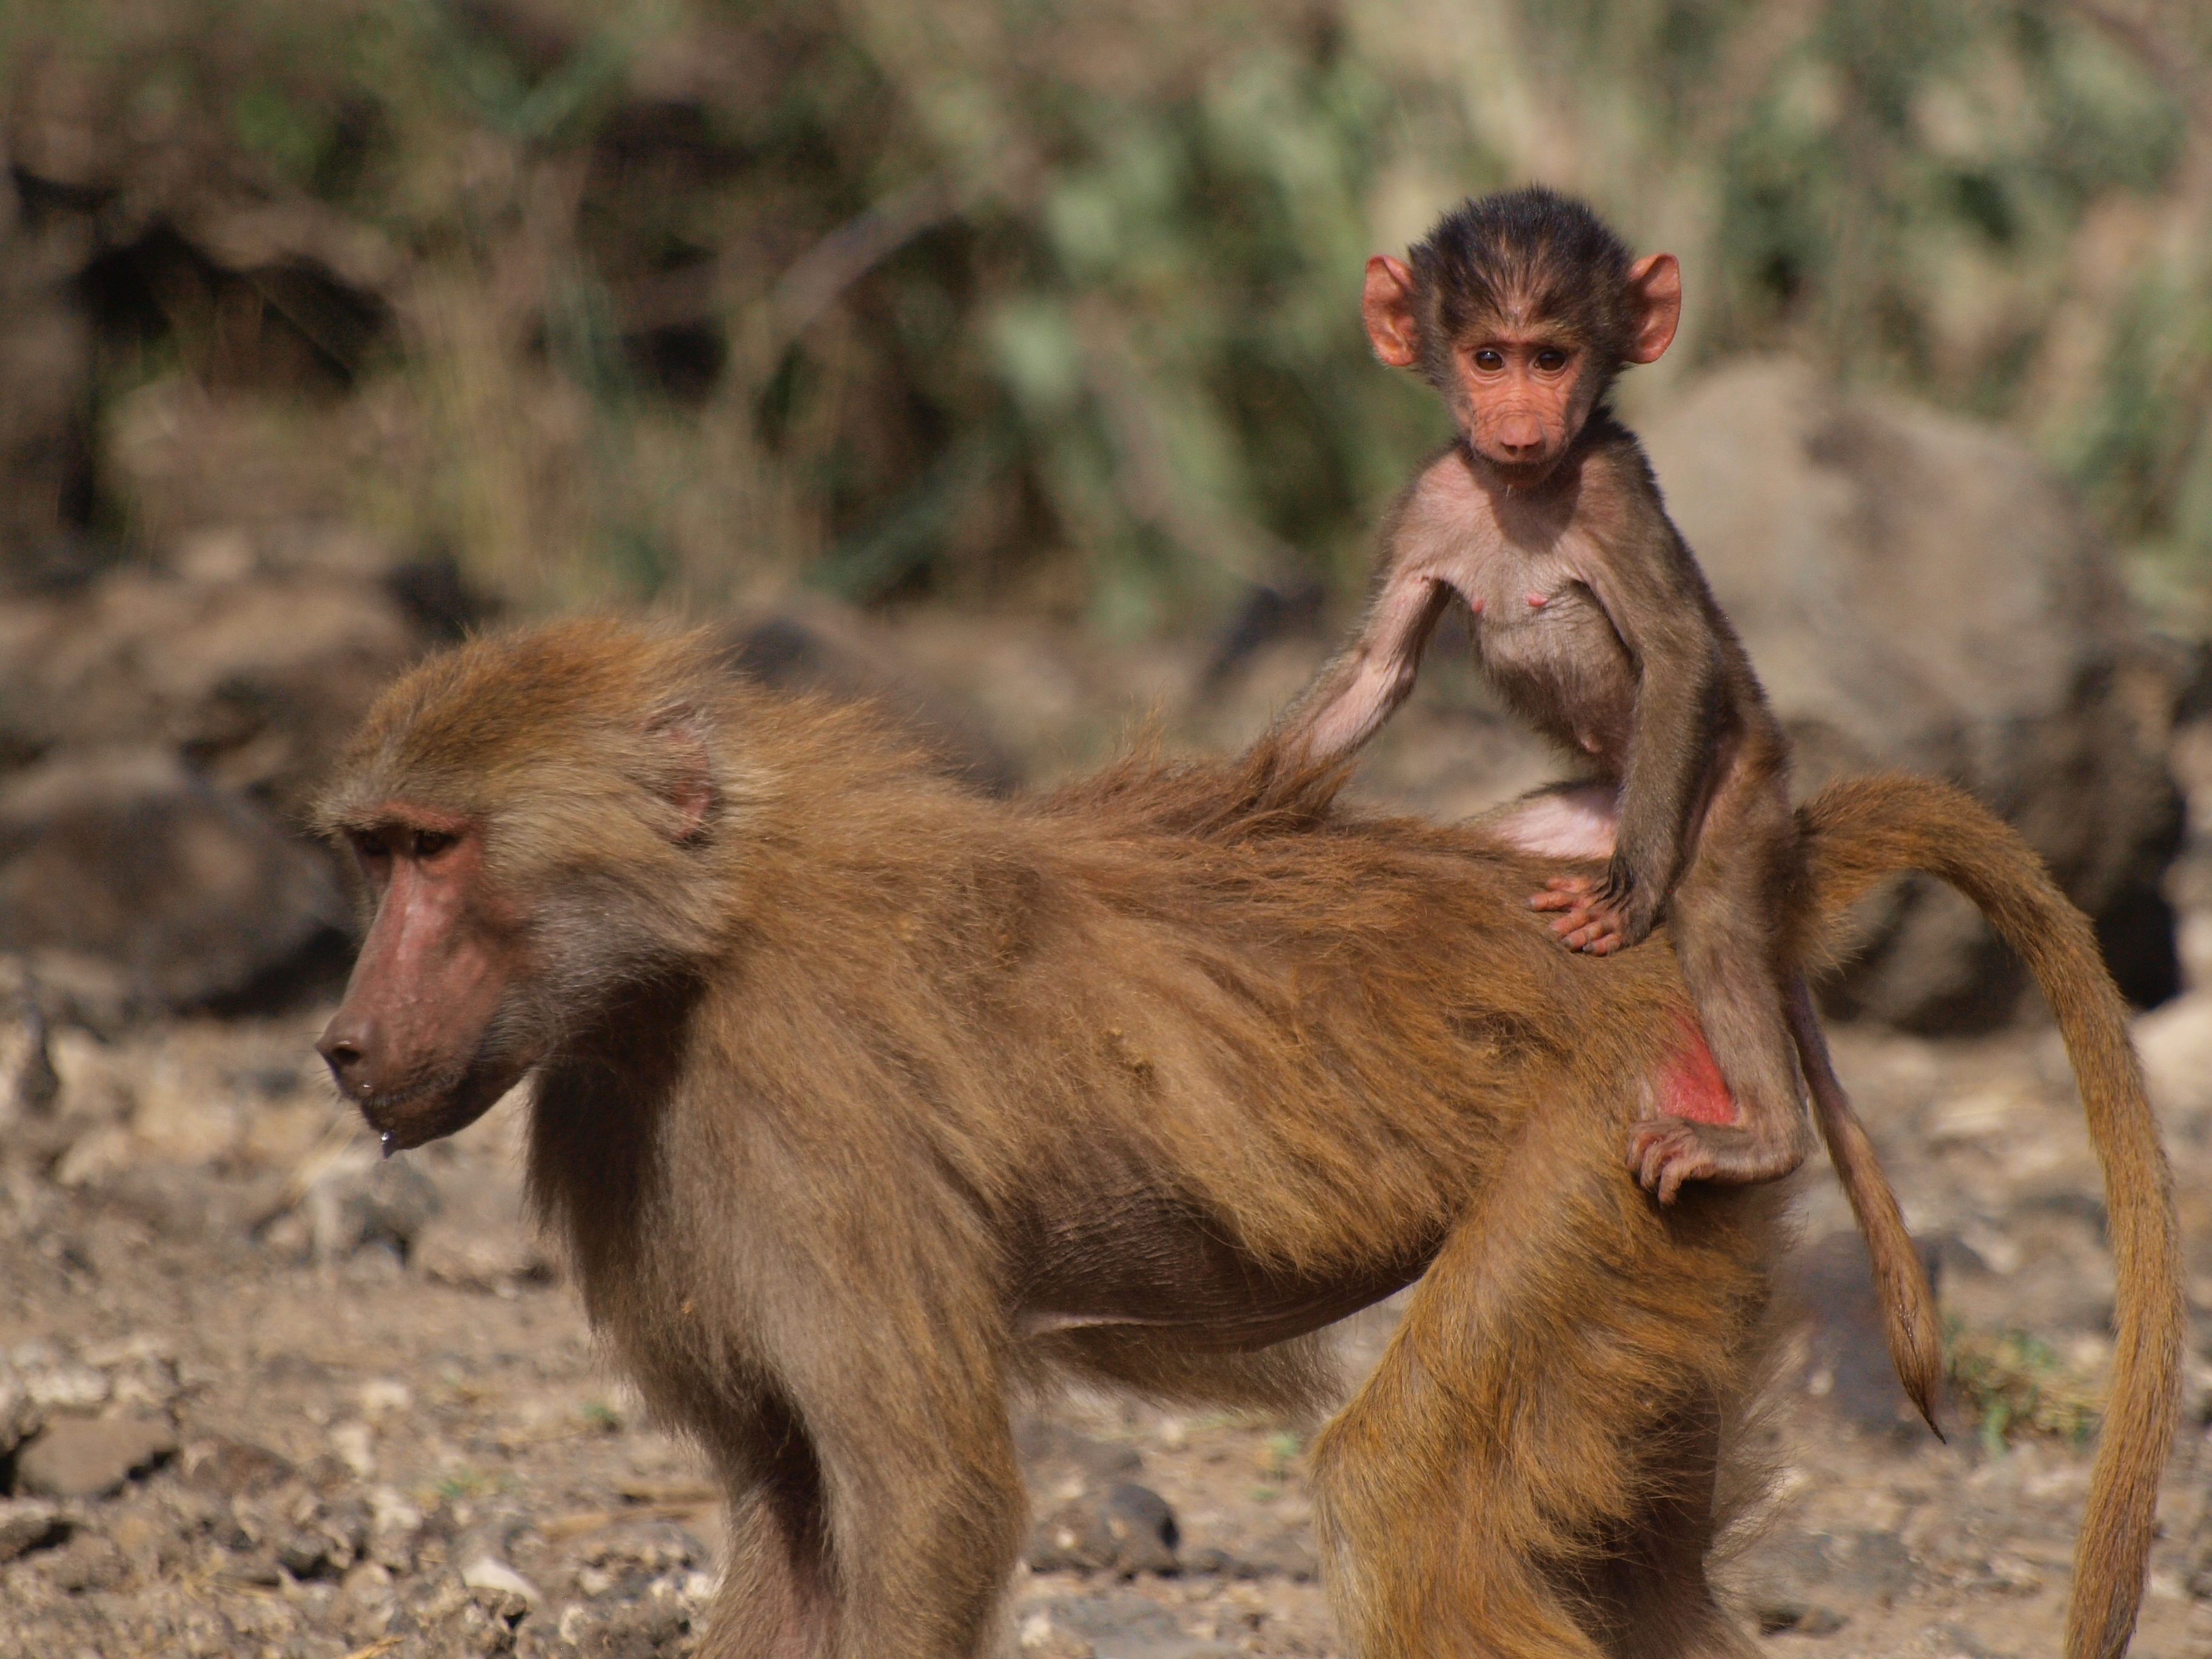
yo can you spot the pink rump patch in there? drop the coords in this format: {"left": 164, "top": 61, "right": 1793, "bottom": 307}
{"left": 1660, "top": 1013, "right": 1738, "bottom": 1127}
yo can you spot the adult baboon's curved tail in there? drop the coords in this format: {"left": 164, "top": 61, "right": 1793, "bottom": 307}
{"left": 1799, "top": 772, "right": 2183, "bottom": 1659}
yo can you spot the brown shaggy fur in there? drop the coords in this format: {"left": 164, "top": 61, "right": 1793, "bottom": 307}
{"left": 314, "top": 621, "right": 2179, "bottom": 1659}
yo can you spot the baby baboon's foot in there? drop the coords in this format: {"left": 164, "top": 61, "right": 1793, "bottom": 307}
{"left": 1627, "top": 1116, "right": 1807, "bottom": 1205}
{"left": 1528, "top": 876, "right": 1647, "bottom": 955}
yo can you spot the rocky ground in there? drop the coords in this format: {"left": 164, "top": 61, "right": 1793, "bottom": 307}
{"left": 2, "top": 623, "right": 2211, "bottom": 1659}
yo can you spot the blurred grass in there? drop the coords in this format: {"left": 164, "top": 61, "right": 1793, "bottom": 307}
{"left": 1945, "top": 1325, "right": 2103, "bottom": 1455}
{"left": 4, "top": 0, "right": 2210, "bottom": 631}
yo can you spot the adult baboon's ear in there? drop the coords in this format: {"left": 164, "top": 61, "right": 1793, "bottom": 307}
{"left": 646, "top": 708, "right": 714, "bottom": 842}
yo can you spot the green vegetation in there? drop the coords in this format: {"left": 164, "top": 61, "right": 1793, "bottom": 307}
{"left": 431, "top": 1466, "right": 497, "bottom": 1503}
{"left": 1257, "top": 1429, "right": 1303, "bottom": 1481}
{"left": 1946, "top": 1326, "right": 2103, "bottom": 1455}
{"left": 5, "top": 0, "right": 2208, "bottom": 629}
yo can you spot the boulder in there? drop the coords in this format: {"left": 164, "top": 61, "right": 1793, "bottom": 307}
{"left": 720, "top": 602, "right": 1020, "bottom": 795}
{"left": 1642, "top": 358, "right": 2182, "bottom": 1028}
{"left": 0, "top": 746, "right": 345, "bottom": 1014}
{"left": 0, "top": 512, "right": 447, "bottom": 1022}
{"left": 0, "top": 563, "right": 420, "bottom": 817}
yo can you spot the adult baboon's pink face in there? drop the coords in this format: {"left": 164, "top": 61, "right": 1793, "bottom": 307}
{"left": 316, "top": 808, "right": 538, "bottom": 1152}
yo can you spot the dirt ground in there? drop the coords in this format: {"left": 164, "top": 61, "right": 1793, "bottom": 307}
{"left": 2, "top": 623, "right": 2211, "bottom": 1659}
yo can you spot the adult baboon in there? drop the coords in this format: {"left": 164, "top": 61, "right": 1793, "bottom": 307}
{"left": 315, "top": 621, "right": 2179, "bottom": 1659}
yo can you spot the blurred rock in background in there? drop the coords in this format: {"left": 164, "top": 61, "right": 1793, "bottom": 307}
{"left": 1645, "top": 359, "right": 2185, "bottom": 1029}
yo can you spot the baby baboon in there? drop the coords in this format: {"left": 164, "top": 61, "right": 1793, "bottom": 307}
{"left": 1272, "top": 185, "right": 1949, "bottom": 1419}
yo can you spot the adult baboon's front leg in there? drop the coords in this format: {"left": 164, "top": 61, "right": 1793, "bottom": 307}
{"left": 695, "top": 1389, "right": 1024, "bottom": 1659}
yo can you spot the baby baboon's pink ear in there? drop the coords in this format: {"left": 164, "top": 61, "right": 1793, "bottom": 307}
{"left": 1362, "top": 255, "right": 1423, "bottom": 368}
{"left": 1623, "top": 252, "right": 1681, "bottom": 364}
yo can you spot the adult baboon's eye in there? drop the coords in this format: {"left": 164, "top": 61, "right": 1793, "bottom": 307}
{"left": 411, "top": 829, "right": 458, "bottom": 860}
{"left": 349, "top": 830, "right": 394, "bottom": 877}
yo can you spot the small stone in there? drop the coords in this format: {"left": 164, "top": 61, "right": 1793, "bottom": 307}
{"left": 44, "top": 1531, "right": 124, "bottom": 1592}
{"left": 2137, "top": 988, "right": 2212, "bottom": 1128}
{"left": 179, "top": 1435, "right": 295, "bottom": 1498}
{"left": 461, "top": 1552, "right": 543, "bottom": 1606}
{"left": 567, "top": 1597, "right": 688, "bottom": 1651}
{"left": 0, "top": 993, "right": 58, "bottom": 1125}
{"left": 1228, "top": 1525, "right": 1321, "bottom": 1583}
{"left": 330, "top": 1420, "right": 375, "bottom": 1479}
{"left": 0, "top": 1498, "right": 65, "bottom": 1561}
{"left": 51, "top": 1124, "right": 132, "bottom": 1188}
{"left": 414, "top": 1219, "right": 556, "bottom": 1292}
{"left": 1017, "top": 1611, "right": 1096, "bottom": 1658}
{"left": 579, "top": 1519, "right": 701, "bottom": 1574}
{"left": 366, "top": 1484, "right": 423, "bottom": 1535}
{"left": 341, "top": 1558, "right": 392, "bottom": 1599}
{"left": 0, "top": 1376, "right": 43, "bottom": 1456}
{"left": 357, "top": 1378, "right": 414, "bottom": 1415}
{"left": 300, "top": 1150, "right": 440, "bottom": 1262}
{"left": 21, "top": 1361, "right": 110, "bottom": 1413}
{"left": 77, "top": 1332, "right": 175, "bottom": 1369}
{"left": 16, "top": 1413, "right": 178, "bottom": 1499}
{"left": 278, "top": 1529, "right": 332, "bottom": 1578}
{"left": 220, "top": 1545, "right": 285, "bottom": 1587}
{"left": 1026, "top": 1483, "right": 1179, "bottom": 1576}
{"left": 1029, "top": 1501, "right": 1113, "bottom": 1574}
{"left": 106, "top": 1509, "right": 166, "bottom": 1574}
{"left": 1098, "top": 1483, "right": 1178, "bottom": 1574}
{"left": 1743, "top": 1529, "right": 1849, "bottom": 1635}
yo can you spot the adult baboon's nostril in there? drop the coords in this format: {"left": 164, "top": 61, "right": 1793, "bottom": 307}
{"left": 317, "top": 1017, "right": 374, "bottom": 1094}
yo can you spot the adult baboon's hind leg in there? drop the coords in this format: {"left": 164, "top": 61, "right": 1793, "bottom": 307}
{"left": 1570, "top": 1395, "right": 1760, "bottom": 1659}
{"left": 1309, "top": 1116, "right": 1766, "bottom": 1659}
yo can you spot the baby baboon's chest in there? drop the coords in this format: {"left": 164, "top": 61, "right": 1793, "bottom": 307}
{"left": 1463, "top": 548, "right": 1638, "bottom": 768}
